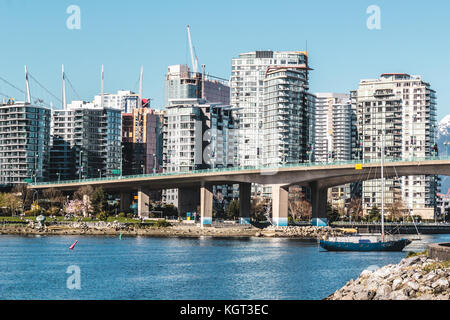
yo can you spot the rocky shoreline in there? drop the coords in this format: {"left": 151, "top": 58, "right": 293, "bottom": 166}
{"left": 0, "top": 222, "right": 347, "bottom": 239}
{"left": 259, "top": 226, "right": 346, "bottom": 239}
{"left": 326, "top": 254, "right": 450, "bottom": 300}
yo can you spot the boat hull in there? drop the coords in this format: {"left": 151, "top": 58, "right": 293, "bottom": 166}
{"left": 320, "top": 239, "right": 412, "bottom": 252}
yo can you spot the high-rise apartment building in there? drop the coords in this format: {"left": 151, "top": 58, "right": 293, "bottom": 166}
{"left": 263, "top": 67, "right": 315, "bottom": 166}
{"left": 162, "top": 98, "right": 236, "bottom": 212}
{"left": 314, "top": 93, "right": 353, "bottom": 163}
{"left": 353, "top": 73, "right": 438, "bottom": 218}
{"left": 0, "top": 100, "right": 51, "bottom": 185}
{"left": 314, "top": 93, "right": 356, "bottom": 211}
{"left": 162, "top": 64, "right": 234, "bottom": 213}
{"left": 50, "top": 100, "right": 122, "bottom": 181}
{"left": 231, "top": 50, "right": 311, "bottom": 168}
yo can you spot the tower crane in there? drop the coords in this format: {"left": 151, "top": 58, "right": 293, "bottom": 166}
{"left": 186, "top": 25, "right": 198, "bottom": 74}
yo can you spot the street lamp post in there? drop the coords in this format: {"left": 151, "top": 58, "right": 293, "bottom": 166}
{"left": 121, "top": 145, "right": 124, "bottom": 177}
{"left": 98, "top": 169, "right": 102, "bottom": 178}
{"left": 79, "top": 150, "right": 83, "bottom": 180}
{"left": 32, "top": 170, "right": 39, "bottom": 184}
{"left": 56, "top": 173, "right": 60, "bottom": 182}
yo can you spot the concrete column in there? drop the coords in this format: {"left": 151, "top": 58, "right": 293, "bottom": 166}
{"left": 119, "top": 192, "right": 131, "bottom": 213}
{"left": 200, "top": 184, "right": 213, "bottom": 227}
{"left": 138, "top": 187, "right": 150, "bottom": 218}
{"left": 271, "top": 184, "right": 289, "bottom": 227}
{"left": 239, "top": 183, "right": 251, "bottom": 224}
{"left": 311, "top": 181, "right": 328, "bottom": 226}
{"left": 178, "top": 187, "right": 200, "bottom": 217}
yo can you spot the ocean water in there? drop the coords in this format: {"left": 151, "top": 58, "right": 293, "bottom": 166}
{"left": 0, "top": 234, "right": 448, "bottom": 300}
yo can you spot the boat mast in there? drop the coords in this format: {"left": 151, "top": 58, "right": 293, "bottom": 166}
{"left": 381, "top": 123, "right": 385, "bottom": 242}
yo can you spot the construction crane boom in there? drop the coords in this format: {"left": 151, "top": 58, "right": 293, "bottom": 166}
{"left": 186, "top": 25, "right": 198, "bottom": 73}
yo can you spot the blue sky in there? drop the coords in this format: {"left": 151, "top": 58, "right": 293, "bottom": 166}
{"left": 0, "top": 0, "right": 449, "bottom": 121}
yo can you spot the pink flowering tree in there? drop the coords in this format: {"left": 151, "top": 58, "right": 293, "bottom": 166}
{"left": 64, "top": 199, "right": 92, "bottom": 217}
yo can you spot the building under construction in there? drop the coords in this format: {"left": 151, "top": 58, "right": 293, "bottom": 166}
{"left": 164, "top": 64, "right": 230, "bottom": 107}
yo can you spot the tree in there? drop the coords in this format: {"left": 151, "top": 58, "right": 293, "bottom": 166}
{"left": 91, "top": 187, "right": 107, "bottom": 215}
{"left": 12, "top": 184, "right": 33, "bottom": 212}
{"left": 0, "top": 193, "right": 21, "bottom": 216}
{"left": 42, "top": 188, "right": 65, "bottom": 211}
{"left": 251, "top": 197, "right": 268, "bottom": 222}
{"left": 161, "top": 203, "right": 178, "bottom": 217}
{"left": 388, "top": 199, "right": 404, "bottom": 222}
{"left": 348, "top": 197, "right": 363, "bottom": 222}
{"left": 74, "top": 185, "right": 94, "bottom": 201}
{"left": 369, "top": 206, "right": 381, "bottom": 222}
{"left": 288, "top": 187, "right": 311, "bottom": 221}
{"left": 213, "top": 192, "right": 225, "bottom": 219}
{"left": 225, "top": 199, "right": 240, "bottom": 220}
{"left": 65, "top": 199, "right": 91, "bottom": 217}
{"left": 326, "top": 202, "right": 340, "bottom": 222}
{"left": 151, "top": 202, "right": 178, "bottom": 218}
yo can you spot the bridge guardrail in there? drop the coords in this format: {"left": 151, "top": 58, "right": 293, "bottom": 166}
{"left": 29, "top": 155, "right": 450, "bottom": 187}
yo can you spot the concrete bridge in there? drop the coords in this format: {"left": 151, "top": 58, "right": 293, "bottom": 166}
{"left": 29, "top": 157, "right": 450, "bottom": 227}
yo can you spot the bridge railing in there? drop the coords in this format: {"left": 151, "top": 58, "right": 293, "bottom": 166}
{"left": 29, "top": 155, "right": 450, "bottom": 187}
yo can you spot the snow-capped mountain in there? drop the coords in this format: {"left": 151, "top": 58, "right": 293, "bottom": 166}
{"left": 438, "top": 114, "right": 450, "bottom": 139}
{"left": 437, "top": 114, "right": 450, "bottom": 193}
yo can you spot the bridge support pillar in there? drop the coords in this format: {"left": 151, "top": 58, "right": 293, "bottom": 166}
{"left": 239, "top": 183, "right": 251, "bottom": 224}
{"left": 311, "top": 181, "right": 328, "bottom": 226}
{"left": 178, "top": 187, "right": 200, "bottom": 218}
{"left": 200, "top": 184, "right": 213, "bottom": 227}
{"left": 138, "top": 187, "right": 150, "bottom": 218}
{"left": 120, "top": 192, "right": 131, "bottom": 213}
{"left": 271, "top": 184, "right": 289, "bottom": 227}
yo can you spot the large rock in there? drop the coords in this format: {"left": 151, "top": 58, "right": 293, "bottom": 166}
{"left": 401, "top": 256, "right": 421, "bottom": 267}
{"left": 407, "top": 281, "right": 420, "bottom": 291}
{"left": 389, "top": 291, "right": 408, "bottom": 300}
{"left": 373, "top": 268, "right": 391, "bottom": 279}
{"left": 431, "top": 279, "right": 449, "bottom": 293}
{"left": 360, "top": 269, "right": 373, "bottom": 278}
{"left": 375, "top": 284, "right": 392, "bottom": 300}
{"left": 354, "top": 291, "right": 368, "bottom": 300}
{"left": 392, "top": 278, "right": 403, "bottom": 291}
{"left": 416, "top": 293, "right": 435, "bottom": 300}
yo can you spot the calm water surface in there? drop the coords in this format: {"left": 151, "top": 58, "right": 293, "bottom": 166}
{"left": 0, "top": 234, "right": 449, "bottom": 300}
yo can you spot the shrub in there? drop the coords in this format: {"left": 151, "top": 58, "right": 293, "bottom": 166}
{"left": 288, "top": 215, "right": 294, "bottom": 225}
{"left": 118, "top": 212, "right": 127, "bottom": 218}
{"left": 155, "top": 219, "right": 171, "bottom": 228}
{"left": 47, "top": 207, "right": 61, "bottom": 217}
{"left": 24, "top": 208, "right": 43, "bottom": 217}
{"left": 406, "top": 250, "right": 427, "bottom": 258}
{"left": 97, "top": 211, "right": 108, "bottom": 221}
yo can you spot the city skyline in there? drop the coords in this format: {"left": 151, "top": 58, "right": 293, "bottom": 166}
{"left": 0, "top": 0, "right": 449, "bottom": 121}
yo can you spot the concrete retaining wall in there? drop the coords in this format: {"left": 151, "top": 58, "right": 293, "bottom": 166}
{"left": 428, "top": 243, "right": 450, "bottom": 261}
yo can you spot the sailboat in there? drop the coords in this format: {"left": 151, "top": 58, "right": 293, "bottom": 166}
{"left": 320, "top": 127, "right": 412, "bottom": 252}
